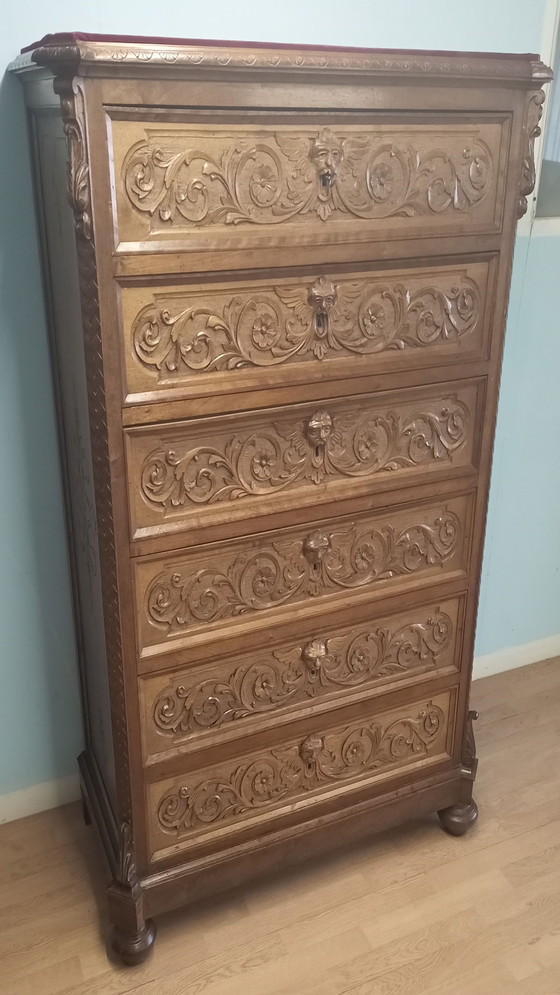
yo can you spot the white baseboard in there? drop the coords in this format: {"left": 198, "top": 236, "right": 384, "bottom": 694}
{"left": 473, "top": 633, "right": 560, "bottom": 681}
{"left": 0, "top": 635, "right": 559, "bottom": 826}
{"left": 0, "top": 773, "right": 80, "bottom": 825}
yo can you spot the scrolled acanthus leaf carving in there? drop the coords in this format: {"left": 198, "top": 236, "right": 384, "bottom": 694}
{"left": 151, "top": 609, "right": 453, "bottom": 738}
{"left": 122, "top": 126, "right": 493, "bottom": 230}
{"left": 462, "top": 708, "right": 479, "bottom": 779}
{"left": 156, "top": 702, "right": 445, "bottom": 836}
{"left": 131, "top": 273, "right": 481, "bottom": 378}
{"left": 139, "top": 397, "right": 469, "bottom": 511}
{"left": 518, "top": 89, "right": 546, "bottom": 219}
{"left": 146, "top": 510, "right": 460, "bottom": 635}
{"left": 115, "top": 821, "right": 138, "bottom": 889}
{"left": 56, "top": 78, "right": 93, "bottom": 241}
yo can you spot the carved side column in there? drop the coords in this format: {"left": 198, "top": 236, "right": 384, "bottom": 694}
{"left": 55, "top": 77, "right": 149, "bottom": 962}
{"left": 438, "top": 709, "right": 479, "bottom": 837}
{"left": 106, "top": 823, "right": 156, "bottom": 965}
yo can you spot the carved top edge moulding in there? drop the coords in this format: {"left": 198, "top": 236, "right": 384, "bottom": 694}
{"left": 11, "top": 33, "right": 553, "bottom": 83}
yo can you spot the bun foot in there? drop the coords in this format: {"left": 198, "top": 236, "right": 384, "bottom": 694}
{"left": 438, "top": 799, "right": 479, "bottom": 837}
{"left": 110, "top": 919, "right": 156, "bottom": 966}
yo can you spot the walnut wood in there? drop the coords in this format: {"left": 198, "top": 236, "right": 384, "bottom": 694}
{"left": 11, "top": 36, "right": 550, "bottom": 965}
{"left": 438, "top": 799, "right": 479, "bottom": 837}
{"left": 2, "top": 657, "right": 560, "bottom": 992}
{"left": 110, "top": 919, "right": 156, "bottom": 967}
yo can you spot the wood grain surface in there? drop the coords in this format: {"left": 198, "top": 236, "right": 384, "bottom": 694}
{"left": 1, "top": 657, "right": 559, "bottom": 994}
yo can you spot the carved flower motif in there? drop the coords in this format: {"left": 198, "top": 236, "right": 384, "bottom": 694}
{"left": 253, "top": 769, "right": 274, "bottom": 796}
{"left": 354, "top": 543, "right": 376, "bottom": 572}
{"left": 349, "top": 646, "right": 371, "bottom": 673}
{"left": 363, "top": 303, "right": 386, "bottom": 334}
{"left": 253, "top": 673, "right": 274, "bottom": 699}
{"left": 344, "top": 738, "right": 368, "bottom": 765}
{"left": 252, "top": 312, "right": 278, "bottom": 349}
{"left": 252, "top": 449, "right": 275, "bottom": 480}
{"left": 250, "top": 164, "right": 278, "bottom": 205}
{"left": 253, "top": 565, "right": 277, "bottom": 597}
{"left": 356, "top": 430, "right": 379, "bottom": 461}
{"left": 370, "top": 162, "right": 393, "bottom": 200}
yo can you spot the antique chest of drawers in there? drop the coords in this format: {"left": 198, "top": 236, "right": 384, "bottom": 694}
{"left": 12, "top": 33, "right": 551, "bottom": 963}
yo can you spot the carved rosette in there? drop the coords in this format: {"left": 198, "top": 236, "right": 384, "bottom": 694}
{"left": 140, "top": 397, "right": 469, "bottom": 512}
{"left": 132, "top": 274, "right": 481, "bottom": 378}
{"left": 156, "top": 701, "right": 445, "bottom": 837}
{"left": 146, "top": 509, "right": 460, "bottom": 635}
{"left": 152, "top": 609, "right": 453, "bottom": 739}
{"left": 123, "top": 127, "right": 493, "bottom": 231}
{"left": 518, "top": 89, "right": 546, "bottom": 219}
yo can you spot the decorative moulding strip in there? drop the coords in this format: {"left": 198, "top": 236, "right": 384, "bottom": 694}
{"left": 0, "top": 773, "right": 80, "bottom": 825}
{"left": 10, "top": 42, "right": 552, "bottom": 85}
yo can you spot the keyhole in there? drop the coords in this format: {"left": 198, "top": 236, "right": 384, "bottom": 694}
{"left": 314, "top": 444, "right": 321, "bottom": 460}
{"left": 316, "top": 311, "right": 326, "bottom": 333}
{"left": 320, "top": 173, "right": 331, "bottom": 190}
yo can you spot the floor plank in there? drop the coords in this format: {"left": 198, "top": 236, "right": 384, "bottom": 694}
{"left": 1, "top": 656, "right": 559, "bottom": 994}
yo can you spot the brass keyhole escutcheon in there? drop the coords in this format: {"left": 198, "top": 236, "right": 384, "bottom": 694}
{"left": 301, "top": 638, "right": 328, "bottom": 678}
{"left": 302, "top": 530, "right": 331, "bottom": 566}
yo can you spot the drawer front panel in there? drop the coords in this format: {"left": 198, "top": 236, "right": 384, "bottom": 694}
{"left": 126, "top": 381, "right": 481, "bottom": 540}
{"left": 140, "top": 596, "right": 463, "bottom": 762}
{"left": 135, "top": 493, "right": 472, "bottom": 656}
{"left": 147, "top": 689, "right": 453, "bottom": 860}
{"left": 111, "top": 116, "right": 508, "bottom": 249}
{"left": 121, "top": 259, "right": 493, "bottom": 403}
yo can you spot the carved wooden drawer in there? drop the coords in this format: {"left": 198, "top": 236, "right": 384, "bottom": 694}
{"left": 135, "top": 491, "right": 472, "bottom": 658}
{"left": 110, "top": 116, "right": 509, "bottom": 251}
{"left": 126, "top": 380, "right": 482, "bottom": 540}
{"left": 140, "top": 595, "right": 463, "bottom": 763}
{"left": 120, "top": 258, "right": 494, "bottom": 404}
{"left": 146, "top": 688, "right": 455, "bottom": 861}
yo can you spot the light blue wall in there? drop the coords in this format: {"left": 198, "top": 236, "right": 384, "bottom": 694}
{"left": 0, "top": 1, "right": 555, "bottom": 795}
{"left": 476, "top": 234, "right": 560, "bottom": 654}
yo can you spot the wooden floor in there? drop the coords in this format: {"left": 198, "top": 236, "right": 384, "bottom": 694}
{"left": 2, "top": 658, "right": 560, "bottom": 994}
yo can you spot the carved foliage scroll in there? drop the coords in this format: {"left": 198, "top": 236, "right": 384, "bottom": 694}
{"left": 518, "top": 89, "right": 546, "bottom": 218}
{"left": 122, "top": 126, "right": 494, "bottom": 231}
{"left": 145, "top": 507, "right": 461, "bottom": 637}
{"left": 132, "top": 272, "right": 481, "bottom": 379}
{"left": 140, "top": 397, "right": 469, "bottom": 513}
{"left": 58, "top": 79, "right": 93, "bottom": 241}
{"left": 152, "top": 608, "right": 454, "bottom": 740}
{"left": 462, "top": 708, "right": 479, "bottom": 780}
{"left": 156, "top": 699, "right": 446, "bottom": 838}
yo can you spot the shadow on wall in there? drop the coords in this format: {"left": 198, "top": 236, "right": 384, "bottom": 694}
{"left": 0, "top": 68, "right": 83, "bottom": 798}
